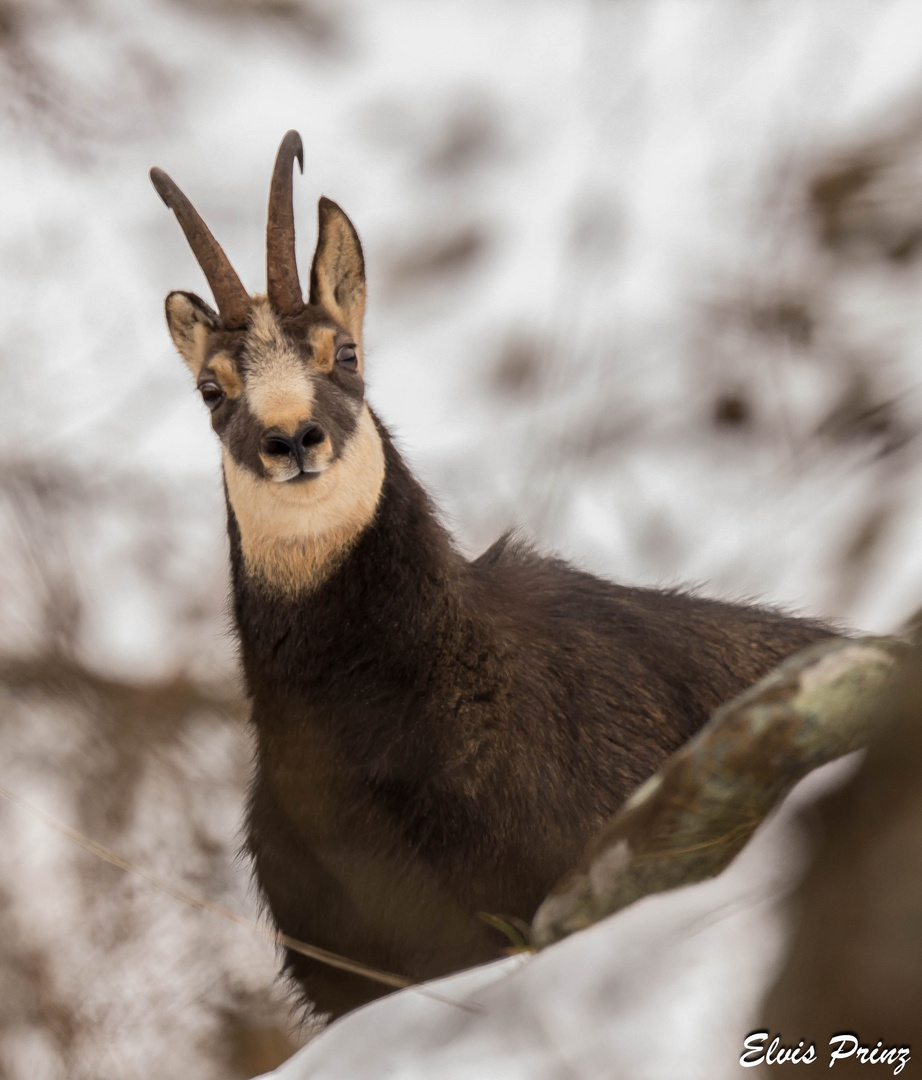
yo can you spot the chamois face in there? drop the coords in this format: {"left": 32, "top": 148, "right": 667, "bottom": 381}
{"left": 166, "top": 292, "right": 366, "bottom": 486}
{"left": 154, "top": 138, "right": 386, "bottom": 591}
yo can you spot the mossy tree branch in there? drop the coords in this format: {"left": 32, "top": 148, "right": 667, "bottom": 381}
{"left": 531, "top": 636, "right": 904, "bottom": 948}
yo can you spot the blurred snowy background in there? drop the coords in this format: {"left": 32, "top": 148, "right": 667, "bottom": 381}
{"left": 3, "top": 0, "right": 922, "bottom": 1076}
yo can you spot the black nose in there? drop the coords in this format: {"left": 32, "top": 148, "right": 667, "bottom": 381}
{"left": 295, "top": 421, "right": 326, "bottom": 450}
{"left": 261, "top": 423, "right": 326, "bottom": 468}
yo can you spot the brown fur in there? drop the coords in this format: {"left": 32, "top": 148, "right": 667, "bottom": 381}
{"left": 235, "top": 432, "right": 834, "bottom": 1018}
{"left": 154, "top": 137, "right": 838, "bottom": 1022}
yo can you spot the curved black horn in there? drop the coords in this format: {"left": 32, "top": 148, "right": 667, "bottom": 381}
{"left": 150, "top": 167, "right": 251, "bottom": 330}
{"left": 266, "top": 130, "right": 305, "bottom": 316}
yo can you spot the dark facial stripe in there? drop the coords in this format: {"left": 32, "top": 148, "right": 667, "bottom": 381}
{"left": 219, "top": 395, "right": 268, "bottom": 477}
{"left": 312, "top": 373, "right": 362, "bottom": 465}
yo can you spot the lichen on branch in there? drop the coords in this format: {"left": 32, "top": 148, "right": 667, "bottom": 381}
{"left": 531, "top": 636, "right": 903, "bottom": 948}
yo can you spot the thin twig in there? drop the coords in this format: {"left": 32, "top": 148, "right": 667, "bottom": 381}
{"left": 0, "top": 782, "right": 481, "bottom": 1013}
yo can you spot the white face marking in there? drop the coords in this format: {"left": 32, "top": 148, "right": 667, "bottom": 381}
{"left": 223, "top": 404, "right": 385, "bottom": 592}
{"left": 244, "top": 304, "right": 316, "bottom": 434}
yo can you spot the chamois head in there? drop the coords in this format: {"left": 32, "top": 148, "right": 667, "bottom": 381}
{"left": 152, "top": 132, "right": 385, "bottom": 591}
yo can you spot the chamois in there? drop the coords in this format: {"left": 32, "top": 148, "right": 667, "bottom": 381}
{"left": 151, "top": 131, "right": 832, "bottom": 1018}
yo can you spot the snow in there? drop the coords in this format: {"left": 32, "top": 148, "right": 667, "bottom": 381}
{"left": 258, "top": 758, "right": 860, "bottom": 1080}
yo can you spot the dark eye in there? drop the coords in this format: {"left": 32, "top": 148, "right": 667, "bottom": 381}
{"left": 199, "top": 381, "right": 224, "bottom": 410}
{"left": 335, "top": 345, "right": 358, "bottom": 372}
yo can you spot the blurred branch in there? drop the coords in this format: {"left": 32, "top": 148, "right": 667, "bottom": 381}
{"left": 0, "top": 651, "right": 243, "bottom": 721}
{"left": 809, "top": 103, "right": 922, "bottom": 264}
{"left": 173, "top": 0, "right": 344, "bottom": 49}
{"left": 531, "top": 636, "right": 903, "bottom": 948}
{"left": 0, "top": 1, "right": 174, "bottom": 157}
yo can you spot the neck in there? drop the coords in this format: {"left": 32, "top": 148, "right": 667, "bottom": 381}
{"left": 227, "top": 414, "right": 464, "bottom": 705}
{"left": 222, "top": 403, "right": 386, "bottom": 593}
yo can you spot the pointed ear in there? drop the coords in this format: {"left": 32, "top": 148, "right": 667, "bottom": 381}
{"left": 164, "top": 290, "right": 220, "bottom": 376}
{"left": 309, "top": 197, "right": 366, "bottom": 341}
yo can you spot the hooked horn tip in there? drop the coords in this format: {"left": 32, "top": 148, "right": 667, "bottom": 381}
{"left": 282, "top": 129, "right": 304, "bottom": 174}
{"left": 149, "top": 167, "right": 172, "bottom": 207}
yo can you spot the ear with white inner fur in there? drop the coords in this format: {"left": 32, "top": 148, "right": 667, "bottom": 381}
{"left": 165, "top": 290, "right": 220, "bottom": 376}
{"left": 308, "top": 197, "right": 366, "bottom": 342}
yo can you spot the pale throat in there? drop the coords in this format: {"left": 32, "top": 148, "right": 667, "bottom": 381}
{"left": 222, "top": 405, "right": 386, "bottom": 592}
